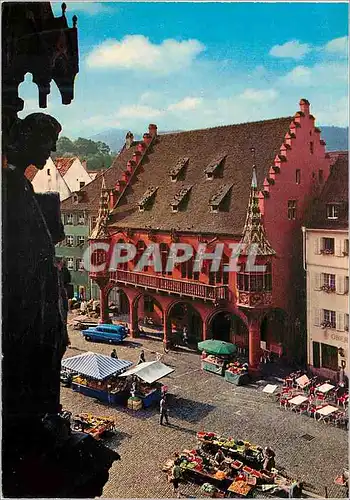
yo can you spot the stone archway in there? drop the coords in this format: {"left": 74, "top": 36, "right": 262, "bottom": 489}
{"left": 166, "top": 301, "right": 203, "bottom": 345}
{"left": 131, "top": 292, "right": 165, "bottom": 337}
{"left": 206, "top": 309, "right": 248, "bottom": 345}
{"left": 260, "top": 308, "right": 288, "bottom": 357}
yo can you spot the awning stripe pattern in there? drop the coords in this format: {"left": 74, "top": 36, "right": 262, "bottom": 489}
{"left": 61, "top": 351, "right": 133, "bottom": 380}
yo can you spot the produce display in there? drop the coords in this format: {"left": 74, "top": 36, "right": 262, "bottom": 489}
{"left": 226, "top": 362, "right": 248, "bottom": 375}
{"left": 204, "top": 355, "right": 225, "bottom": 366}
{"left": 72, "top": 412, "right": 116, "bottom": 439}
{"left": 163, "top": 431, "right": 298, "bottom": 498}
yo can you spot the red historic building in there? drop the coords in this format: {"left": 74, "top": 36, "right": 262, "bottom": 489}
{"left": 88, "top": 99, "right": 332, "bottom": 370}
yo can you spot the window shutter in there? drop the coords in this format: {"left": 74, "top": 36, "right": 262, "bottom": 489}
{"left": 336, "top": 312, "right": 344, "bottom": 331}
{"left": 313, "top": 273, "right": 321, "bottom": 290}
{"left": 335, "top": 239, "right": 342, "bottom": 256}
{"left": 336, "top": 275, "right": 345, "bottom": 294}
{"left": 314, "top": 308, "right": 320, "bottom": 326}
{"left": 314, "top": 238, "right": 320, "bottom": 255}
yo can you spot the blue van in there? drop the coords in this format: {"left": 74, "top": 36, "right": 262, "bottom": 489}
{"left": 81, "top": 324, "right": 128, "bottom": 344}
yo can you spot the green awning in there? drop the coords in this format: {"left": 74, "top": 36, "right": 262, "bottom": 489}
{"left": 198, "top": 339, "right": 237, "bottom": 356}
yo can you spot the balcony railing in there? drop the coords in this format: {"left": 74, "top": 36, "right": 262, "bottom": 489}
{"left": 237, "top": 291, "right": 273, "bottom": 308}
{"left": 109, "top": 269, "right": 229, "bottom": 302}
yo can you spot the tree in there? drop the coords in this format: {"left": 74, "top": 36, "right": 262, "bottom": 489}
{"left": 55, "top": 136, "right": 76, "bottom": 156}
{"left": 52, "top": 136, "right": 114, "bottom": 171}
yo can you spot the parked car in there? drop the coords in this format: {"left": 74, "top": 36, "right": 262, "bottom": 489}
{"left": 81, "top": 324, "right": 128, "bottom": 344}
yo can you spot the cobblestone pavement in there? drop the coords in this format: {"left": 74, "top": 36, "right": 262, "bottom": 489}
{"left": 62, "top": 321, "right": 348, "bottom": 498}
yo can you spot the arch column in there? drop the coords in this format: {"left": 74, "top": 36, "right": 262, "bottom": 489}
{"left": 248, "top": 314, "right": 261, "bottom": 372}
{"left": 93, "top": 277, "right": 112, "bottom": 324}
{"left": 163, "top": 313, "right": 172, "bottom": 346}
{"left": 202, "top": 321, "right": 209, "bottom": 341}
{"left": 129, "top": 298, "right": 138, "bottom": 338}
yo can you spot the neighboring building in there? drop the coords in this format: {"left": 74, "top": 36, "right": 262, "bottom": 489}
{"left": 25, "top": 156, "right": 93, "bottom": 200}
{"left": 304, "top": 151, "right": 348, "bottom": 381}
{"left": 58, "top": 133, "right": 139, "bottom": 299}
{"left": 88, "top": 99, "right": 333, "bottom": 370}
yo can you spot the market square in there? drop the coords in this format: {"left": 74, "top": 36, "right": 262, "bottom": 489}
{"left": 60, "top": 320, "right": 348, "bottom": 498}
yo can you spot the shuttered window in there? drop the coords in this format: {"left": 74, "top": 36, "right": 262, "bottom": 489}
{"left": 321, "top": 344, "right": 338, "bottom": 371}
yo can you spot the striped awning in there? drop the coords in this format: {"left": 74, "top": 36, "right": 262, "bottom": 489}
{"left": 61, "top": 351, "right": 133, "bottom": 380}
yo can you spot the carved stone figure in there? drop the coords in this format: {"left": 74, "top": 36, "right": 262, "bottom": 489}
{"left": 2, "top": 113, "right": 119, "bottom": 497}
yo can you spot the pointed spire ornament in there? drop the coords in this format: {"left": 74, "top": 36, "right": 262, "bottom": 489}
{"left": 240, "top": 165, "right": 275, "bottom": 256}
{"left": 90, "top": 174, "right": 110, "bottom": 240}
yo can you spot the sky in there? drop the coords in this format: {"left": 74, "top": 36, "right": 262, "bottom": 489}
{"left": 18, "top": 1, "right": 349, "bottom": 138}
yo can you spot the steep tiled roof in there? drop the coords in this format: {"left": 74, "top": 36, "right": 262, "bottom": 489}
{"left": 109, "top": 117, "right": 293, "bottom": 235}
{"left": 307, "top": 151, "right": 348, "bottom": 229}
{"left": 54, "top": 157, "right": 77, "bottom": 176}
{"left": 60, "top": 145, "right": 138, "bottom": 212}
{"left": 24, "top": 164, "right": 39, "bottom": 181}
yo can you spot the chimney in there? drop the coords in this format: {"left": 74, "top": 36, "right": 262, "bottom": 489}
{"left": 148, "top": 123, "right": 158, "bottom": 138}
{"left": 126, "top": 159, "right": 136, "bottom": 173}
{"left": 125, "top": 131, "right": 134, "bottom": 149}
{"left": 143, "top": 133, "right": 152, "bottom": 146}
{"left": 132, "top": 150, "right": 142, "bottom": 165}
{"left": 299, "top": 98, "right": 310, "bottom": 116}
{"left": 137, "top": 142, "right": 146, "bottom": 154}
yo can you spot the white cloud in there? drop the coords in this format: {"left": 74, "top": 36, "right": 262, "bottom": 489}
{"left": 324, "top": 36, "right": 348, "bottom": 56}
{"left": 280, "top": 62, "right": 347, "bottom": 87}
{"left": 168, "top": 97, "right": 202, "bottom": 112}
{"left": 239, "top": 88, "right": 278, "bottom": 102}
{"left": 116, "top": 104, "right": 163, "bottom": 119}
{"left": 86, "top": 35, "right": 205, "bottom": 75}
{"left": 269, "top": 40, "right": 311, "bottom": 60}
{"left": 314, "top": 96, "right": 348, "bottom": 126}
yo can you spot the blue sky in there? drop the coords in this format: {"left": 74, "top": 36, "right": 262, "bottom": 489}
{"left": 19, "top": 2, "right": 349, "bottom": 138}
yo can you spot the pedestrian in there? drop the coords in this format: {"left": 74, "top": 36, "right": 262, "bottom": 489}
{"left": 214, "top": 449, "right": 225, "bottom": 467}
{"left": 80, "top": 299, "right": 87, "bottom": 315}
{"left": 170, "top": 459, "right": 182, "bottom": 498}
{"left": 288, "top": 480, "right": 303, "bottom": 498}
{"left": 137, "top": 349, "right": 146, "bottom": 365}
{"left": 263, "top": 447, "right": 276, "bottom": 471}
{"left": 110, "top": 349, "right": 118, "bottom": 359}
{"left": 182, "top": 326, "right": 189, "bottom": 345}
{"left": 159, "top": 396, "right": 169, "bottom": 425}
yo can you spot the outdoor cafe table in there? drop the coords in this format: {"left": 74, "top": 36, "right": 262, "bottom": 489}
{"left": 315, "top": 405, "right": 339, "bottom": 420}
{"left": 296, "top": 375, "right": 310, "bottom": 389}
{"left": 288, "top": 395, "right": 309, "bottom": 406}
{"left": 316, "top": 383, "right": 335, "bottom": 394}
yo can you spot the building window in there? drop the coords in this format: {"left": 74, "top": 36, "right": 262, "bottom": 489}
{"left": 344, "top": 239, "right": 349, "bottom": 256}
{"left": 287, "top": 200, "right": 297, "bottom": 220}
{"left": 66, "top": 235, "right": 74, "bottom": 247}
{"left": 78, "top": 213, "right": 85, "bottom": 225}
{"left": 322, "top": 309, "right": 336, "bottom": 329}
{"left": 90, "top": 216, "right": 97, "bottom": 232}
{"left": 322, "top": 273, "right": 336, "bottom": 291}
{"left": 296, "top": 169, "right": 301, "bottom": 184}
{"left": 79, "top": 181, "right": 85, "bottom": 189}
{"left": 76, "top": 258, "right": 84, "bottom": 271}
{"left": 66, "top": 213, "right": 74, "bottom": 225}
{"left": 318, "top": 169, "right": 324, "bottom": 183}
{"left": 345, "top": 314, "right": 349, "bottom": 332}
{"left": 144, "top": 296, "right": 154, "bottom": 313}
{"left": 237, "top": 262, "right": 272, "bottom": 292}
{"left": 312, "top": 342, "right": 320, "bottom": 368}
{"left": 47, "top": 169, "right": 51, "bottom": 176}
{"left": 66, "top": 257, "right": 74, "bottom": 271}
{"left": 321, "top": 343, "right": 338, "bottom": 371}
{"left": 345, "top": 276, "right": 349, "bottom": 294}
{"left": 310, "top": 141, "right": 314, "bottom": 154}
{"left": 77, "top": 236, "right": 85, "bottom": 246}
{"left": 321, "top": 237, "right": 334, "bottom": 255}
{"left": 326, "top": 204, "right": 339, "bottom": 220}
{"left": 160, "top": 243, "right": 170, "bottom": 275}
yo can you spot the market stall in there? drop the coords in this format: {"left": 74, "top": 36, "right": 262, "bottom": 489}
{"left": 198, "top": 340, "right": 237, "bottom": 377}
{"left": 72, "top": 412, "right": 116, "bottom": 440}
{"left": 119, "top": 361, "right": 174, "bottom": 408}
{"left": 61, "top": 351, "right": 132, "bottom": 404}
{"left": 163, "top": 432, "right": 299, "bottom": 498}
{"left": 224, "top": 362, "right": 250, "bottom": 386}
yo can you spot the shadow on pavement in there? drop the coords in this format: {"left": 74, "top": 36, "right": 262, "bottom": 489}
{"left": 169, "top": 396, "right": 215, "bottom": 423}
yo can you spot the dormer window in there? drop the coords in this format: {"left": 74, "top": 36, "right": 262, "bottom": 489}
{"left": 326, "top": 204, "right": 339, "bottom": 220}
{"left": 205, "top": 154, "right": 226, "bottom": 180}
{"left": 170, "top": 185, "right": 192, "bottom": 212}
{"left": 138, "top": 186, "right": 158, "bottom": 212}
{"left": 169, "top": 157, "right": 189, "bottom": 182}
{"left": 209, "top": 184, "right": 232, "bottom": 212}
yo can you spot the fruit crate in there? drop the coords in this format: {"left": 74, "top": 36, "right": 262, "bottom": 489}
{"left": 127, "top": 397, "right": 143, "bottom": 410}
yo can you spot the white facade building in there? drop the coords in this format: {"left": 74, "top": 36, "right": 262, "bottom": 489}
{"left": 304, "top": 152, "right": 349, "bottom": 381}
